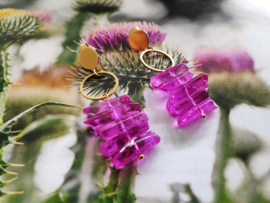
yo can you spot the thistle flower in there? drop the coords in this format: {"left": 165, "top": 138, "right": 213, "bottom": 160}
{"left": 73, "top": 0, "right": 123, "bottom": 14}
{"left": 69, "top": 46, "right": 187, "bottom": 106}
{"left": 30, "top": 10, "right": 51, "bottom": 23}
{"left": 0, "top": 8, "right": 42, "bottom": 47}
{"left": 193, "top": 48, "right": 270, "bottom": 109}
{"left": 194, "top": 48, "right": 254, "bottom": 73}
{"left": 81, "top": 21, "right": 167, "bottom": 52}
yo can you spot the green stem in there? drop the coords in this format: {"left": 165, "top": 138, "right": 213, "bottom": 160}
{"left": 0, "top": 50, "right": 10, "bottom": 126}
{"left": 128, "top": 83, "right": 145, "bottom": 108}
{"left": 104, "top": 167, "right": 120, "bottom": 203}
{"left": 212, "top": 107, "right": 232, "bottom": 203}
{"left": 57, "top": 12, "right": 89, "bottom": 65}
{"left": 116, "top": 161, "right": 137, "bottom": 203}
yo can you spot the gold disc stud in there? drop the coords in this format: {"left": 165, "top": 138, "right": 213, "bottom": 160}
{"left": 78, "top": 43, "right": 99, "bottom": 70}
{"left": 128, "top": 27, "right": 149, "bottom": 52}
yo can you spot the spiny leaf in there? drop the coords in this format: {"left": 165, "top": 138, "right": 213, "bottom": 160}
{"left": 0, "top": 102, "right": 80, "bottom": 149}
{"left": 0, "top": 51, "right": 10, "bottom": 125}
{"left": 11, "top": 114, "right": 77, "bottom": 141}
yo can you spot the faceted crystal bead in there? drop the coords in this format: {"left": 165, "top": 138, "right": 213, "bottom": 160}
{"left": 177, "top": 98, "right": 217, "bottom": 126}
{"left": 169, "top": 89, "right": 209, "bottom": 117}
{"left": 150, "top": 63, "right": 217, "bottom": 127}
{"left": 110, "top": 131, "right": 160, "bottom": 168}
{"left": 83, "top": 95, "right": 132, "bottom": 117}
{"left": 166, "top": 74, "right": 209, "bottom": 115}
{"left": 83, "top": 95, "right": 160, "bottom": 168}
{"left": 150, "top": 63, "right": 192, "bottom": 91}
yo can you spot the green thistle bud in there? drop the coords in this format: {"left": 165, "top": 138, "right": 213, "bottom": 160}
{"left": 231, "top": 127, "right": 263, "bottom": 164}
{"left": 73, "top": 0, "right": 123, "bottom": 14}
{"left": 0, "top": 8, "right": 42, "bottom": 47}
{"left": 208, "top": 72, "right": 270, "bottom": 110}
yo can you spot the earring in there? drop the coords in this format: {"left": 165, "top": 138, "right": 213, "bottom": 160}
{"left": 129, "top": 27, "right": 217, "bottom": 127}
{"left": 78, "top": 43, "right": 160, "bottom": 168}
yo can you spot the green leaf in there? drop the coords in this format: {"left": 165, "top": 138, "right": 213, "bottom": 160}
{"left": 0, "top": 51, "right": 10, "bottom": 125}
{"left": 2, "top": 114, "right": 78, "bottom": 203}
{"left": 14, "top": 114, "right": 77, "bottom": 141}
{"left": 0, "top": 101, "right": 80, "bottom": 149}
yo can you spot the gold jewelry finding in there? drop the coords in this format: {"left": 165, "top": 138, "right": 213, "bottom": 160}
{"left": 78, "top": 43, "right": 99, "bottom": 71}
{"left": 102, "top": 93, "right": 109, "bottom": 101}
{"left": 128, "top": 27, "right": 149, "bottom": 52}
{"left": 140, "top": 47, "right": 175, "bottom": 72}
{"left": 80, "top": 71, "right": 119, "bottom": 100}
{"left": 129, "top": 27, "right": 175, "bottom": 72}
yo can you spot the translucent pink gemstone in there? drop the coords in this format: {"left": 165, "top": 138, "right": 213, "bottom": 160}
{"left": 110, "top": 131, "right": 161, "bottom": 168}
{"left": 168, "top": 89, "right": 209, "bottom": 116}
{"left": 177, "top": 98, "right": 217, "bottom": 126}
{"left": 83, "top": 95, "right": 132, "bottom": 117}
{"left": 166, "top": 74, "right": 209, "bottom": 113}
{"left": 150, "top": 62, "right": 217, "bottom": 127}
{"left": 83, "top": 95, "right": 161, "bottom": 167}
{"left": 150, "top": 63, "right": 192, "bottom": 91}
{"left": 84, "top": 105, "right": 146, "bottom": 140}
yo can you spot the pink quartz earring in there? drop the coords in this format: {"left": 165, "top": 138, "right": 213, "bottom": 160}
{"left": 78, "top": 44, "right": 160, "bottom": 168}
{"left": 129, "top": 28, "right": 217, "bottom": 127}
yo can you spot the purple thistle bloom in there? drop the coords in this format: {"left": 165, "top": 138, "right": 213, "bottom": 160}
{"left": 31, "top": 10, "right": 51, "bottom": 23}
{"left": 81, "top": 21, "right": 167, "bottom": 52}
{"left": 194, "top": 48, "right": 255, "bottom": 73}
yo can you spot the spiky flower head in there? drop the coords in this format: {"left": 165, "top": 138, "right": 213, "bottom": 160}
{"left": 73, "top": 0, "right": 123, "bottom": 14}
{"left": 69, "top": 45, "right": 187, "bottom": 106}
{"left": 194, "top": 48, "right": 255, "bottom": 73}
{"left": 81, "top": 21, "right": 167, "bottom": 52}
{"left": 194, "top": 48, "right": 270, "bottom": 110}
{"left": 0, "top": 8, "right": 42, "bottom": 47}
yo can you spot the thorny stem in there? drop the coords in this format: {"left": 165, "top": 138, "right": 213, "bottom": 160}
{"left": 0, "top": 50, "right": 10, "bottom": 126}
{"left": 212, "top": 107, "right": 232, "bottom": 203}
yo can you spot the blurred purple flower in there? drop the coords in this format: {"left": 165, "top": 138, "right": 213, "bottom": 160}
{"left": 81, "top": 21, "right": 167, "bottom": 52}
{"left": 31, "top": 10, "right": 51, "bottom": 23}
{"left": 194, "top": 48, "right": 255, "bottom": 73}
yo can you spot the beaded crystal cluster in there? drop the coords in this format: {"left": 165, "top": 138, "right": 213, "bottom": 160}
{"left": 150, "top": 62, "right": 217, "bottom": 126}
{"left": 83, "top": 95, "right": 160, "bottom": 168}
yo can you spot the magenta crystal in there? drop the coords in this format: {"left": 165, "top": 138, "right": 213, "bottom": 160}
{"left": 150, "top": 62, "right": 193, "bottom": 91}
{"left": 166, "top": 74, "right": 209, "bottom": 114}
{"left": 177, "top": 98, "right": 217, "bottom": 126}
{"left": 150, "top": 62, "right": 217, "bottom": 127}
{"left": 83, "top": 95, "right": 132, "bottom": 116}
{"left": 110, "top": 131, "right": 160, "bottom": 168}
{"left": 83, "top": 95, "right": 160, "bottom": 168}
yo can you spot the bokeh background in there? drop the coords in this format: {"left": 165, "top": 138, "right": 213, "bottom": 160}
{"left": 1, "top": 0, "right": 270, "bottom": 203}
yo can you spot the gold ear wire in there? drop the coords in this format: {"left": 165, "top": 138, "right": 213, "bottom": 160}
{"left": 77, "top": 44, "right": 119, "bottom": 101}
{"left": 128, "top": 27, "right": 175, "bottom": 72}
